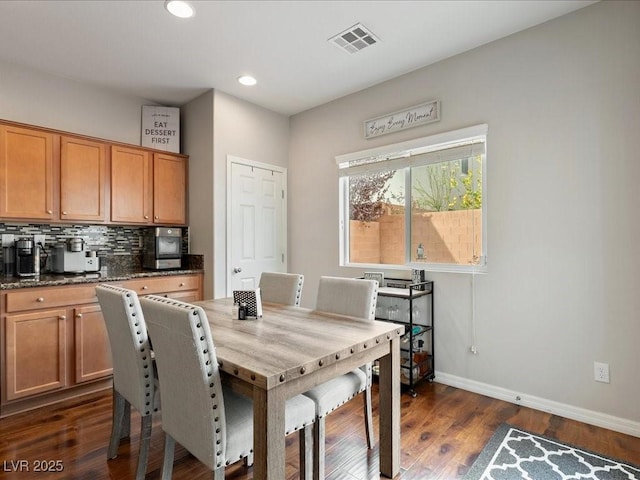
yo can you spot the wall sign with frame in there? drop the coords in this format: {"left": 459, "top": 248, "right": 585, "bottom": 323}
{"left": 364, "top": 100, "right": 440, "bottom": 139}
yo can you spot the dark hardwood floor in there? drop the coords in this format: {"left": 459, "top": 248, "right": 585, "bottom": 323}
{"left": 1, "top": 381, "right": 639, "bottom": 479}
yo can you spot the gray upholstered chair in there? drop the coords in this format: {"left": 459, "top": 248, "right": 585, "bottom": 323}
{"left": 258, "top": 271, "right": 304, "bottom": 306}
{"left": 95, "top": 284, "right": 159, "bottom": 480}
{"left": 304, "top": 276, "right": 378, "bottom": 480}
{"left": 139, "top": 295, "right": 316, "bottom": 480}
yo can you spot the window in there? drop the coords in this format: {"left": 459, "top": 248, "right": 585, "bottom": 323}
{"left": 337, "top": 124, "right": 487, "bottom": 273}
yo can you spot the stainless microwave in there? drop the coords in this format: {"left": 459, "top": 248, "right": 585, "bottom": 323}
{"left": 143, "top": 227, "right": 182, "bottom": 269}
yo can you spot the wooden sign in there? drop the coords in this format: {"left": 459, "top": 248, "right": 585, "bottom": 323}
{"left": 141, "top": 105, "right": 180, "bottom": 153}
{"left": 364, "top": 100, "right": 440, "bottom": 139}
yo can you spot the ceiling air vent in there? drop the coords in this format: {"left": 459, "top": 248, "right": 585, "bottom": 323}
{"left": 329, "top": 23, "right": 378, "bottom": 54}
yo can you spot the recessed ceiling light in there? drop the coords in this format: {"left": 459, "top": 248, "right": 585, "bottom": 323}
{"left": 238, "top": 75, "right": 257, "bottom": 86}
{"left": 165, "top": 0, "right": 195, "bottom": 19}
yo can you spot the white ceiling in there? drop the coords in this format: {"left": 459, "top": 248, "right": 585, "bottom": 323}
{"left": 0, "top": 0, "right": 596, "bottom": 116}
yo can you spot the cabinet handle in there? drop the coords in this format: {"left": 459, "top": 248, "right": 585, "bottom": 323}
{"left": 36, "top": 297, "right": 44, "bottom": 302}
{"left": 59, "top": 315, "right": 66, "bottom": 320}
{"left": 155, "top": 216, "right": 159, "bottom": 219}
{"left": 179, "top": 282, "right": 185, "bottom": 287}
{"left": 47, "top": 210, "right": 53, "bottom": 214}
{"left": 142, "top": 286, "right": 148, "bottom": 290}
{"left": 144, "top": 215, "right": 149, "bottom": 219}
{"left": 76, "top": 313, "right": 83, "bottom": 319}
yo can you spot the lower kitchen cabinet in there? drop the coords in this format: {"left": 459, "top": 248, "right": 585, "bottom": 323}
{"left": 0, "top": 273, "right": 202, "bottom": 417}
{"left": 74, "top": 305, "right": 112, "bottom": 384}
{"left": 4, "top": 308, "right": 67, "bottom": 401}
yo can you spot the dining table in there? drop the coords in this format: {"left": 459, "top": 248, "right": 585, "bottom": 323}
{"left": 195, "top": 297, "right": 403, "bottom": 480}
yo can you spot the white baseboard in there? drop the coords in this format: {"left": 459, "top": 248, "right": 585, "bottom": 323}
{"left": 434, "top": 371, "right": 640, "bottom": 438}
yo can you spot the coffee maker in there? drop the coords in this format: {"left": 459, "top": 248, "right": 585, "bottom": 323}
{"left": 51, "top": 237, "right": 100, "bottom": 274}
{"left": 15, "top": 237, "right": 40, "bottom": 277}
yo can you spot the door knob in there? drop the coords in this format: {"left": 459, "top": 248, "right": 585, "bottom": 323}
{"left": 233, "top": 267, "right": 242, "bottom": 273}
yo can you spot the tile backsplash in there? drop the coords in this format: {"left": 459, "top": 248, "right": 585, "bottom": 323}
{"left": 0, "top": 223, "right": 189, "bottom": 264}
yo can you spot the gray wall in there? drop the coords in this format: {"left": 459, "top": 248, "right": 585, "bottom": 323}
{"left": 182, "top": 90, "right": 215, "bottom": 298}
{"left": 289, "top": 0, "right": 640, "bottom": 432}
{"left": 183, "top": 90, "right": 290, "bottom": 299}
{"left": 0, "top": 60, "right": 151, "bottom": 145}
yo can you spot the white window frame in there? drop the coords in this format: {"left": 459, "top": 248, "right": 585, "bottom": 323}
{"left": 337, "top": 124, "right": 488, "bottom": 274}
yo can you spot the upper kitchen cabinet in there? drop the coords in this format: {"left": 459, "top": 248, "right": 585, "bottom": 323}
{"left": 110, "top": 145, "right": 152, "bottom": 224}
{"left": 0, "top": 120, "right": 188, "bottom": 226}
{"left": 0, "top": 124, "right": 55, "bottom": 221}
{"left": 110, "top": 146, "right": 187, "bottom": 226}
{"left": 60, "top": 136, "right": 107, "bottom": 222}
{"left": 153, "top": 152, "right": 187, "bottom": 225}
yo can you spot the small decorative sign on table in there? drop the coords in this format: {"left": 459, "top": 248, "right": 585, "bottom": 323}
{"left": 233, "top": 288, "right": 263, "bottom": 318}
{"left": 364, "top": 100, "right": 440, "bottom": 139}
{"left": 141, "top": 105, "right": 180, "bottom": 153}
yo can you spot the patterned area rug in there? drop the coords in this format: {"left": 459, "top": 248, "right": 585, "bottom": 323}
{"left": 464, "top": 424, "right": 640, "bottom": 480}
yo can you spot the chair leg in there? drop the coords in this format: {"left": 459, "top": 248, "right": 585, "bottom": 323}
{"left": 313, "top": 417, "right": 326, "bottom": 480}
{"left": 122, "top": 398, "right": 132, "bottom": 439}
{"left": 135, "top": 414, "right": 153, "bottom": 480}
{"left": 299, "top": 425, "right": 313, "bottom": 480}
{"left": 108, "top": 390, "right": 126, "bottom": 459}
{"left": 214, "top": 466, "right": 225, "bottom": 480}
{"left": 161, "top": 434, "right": 176, "bottom": 480}
{"left": 363, "top": 386, "right": 374, "bottom": 449}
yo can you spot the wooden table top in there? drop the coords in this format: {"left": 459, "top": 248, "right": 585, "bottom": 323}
{"left": 196, "top": 298, "right": 403, "bottom": 391}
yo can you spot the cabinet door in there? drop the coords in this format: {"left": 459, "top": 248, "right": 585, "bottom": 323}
{"left": 165, "top": 290, "right": 201, "bottom": 302}
{"left": 74, "top": 305, "right": 113, "bottom": 383}
{"left": 110, "top": 145, "right": 152, "bottom": 223}
{"left": 60, "top": 136, "right": 106, "bottom": 222}
{"left": 5, "top": 309, "right": 67, "bottom": 400}
{"left": 0, "top": 125, "right": 55, "bottom": 220}
{"left": 153, "top": 152, "right": 187, "bottom": 225}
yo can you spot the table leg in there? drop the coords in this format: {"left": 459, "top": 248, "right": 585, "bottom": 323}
{"left": 252, "top": 385, "right": 286, "bottom": 480}
{"left": 378, "top": 337, "right": 400, "bottom": 478}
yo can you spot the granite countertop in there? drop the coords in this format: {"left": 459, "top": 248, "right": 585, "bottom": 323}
{"left": 0, "top": 268, "right": 203, "bottom": 290}
{"left": 0, "top": 254, "right": 204, "bottom": 290}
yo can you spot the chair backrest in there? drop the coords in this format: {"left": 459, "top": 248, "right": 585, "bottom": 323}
{"left": 315, "top": 276, "right": 378, "bottom": 320}
{"left": 95, "top": 284, "right": 155, "bottom": 415}
{"left": 259, "top": 272, "right": 304, "bottom": 306}
{"left": 139, "top": 295, "right": 226, "bottom": 471}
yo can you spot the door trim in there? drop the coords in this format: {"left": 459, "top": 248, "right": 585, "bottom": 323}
{"left": 226, "top": 155, "right": 288, "bottom": 297}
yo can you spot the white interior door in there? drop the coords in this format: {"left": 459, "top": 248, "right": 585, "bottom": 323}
{"left": 228, "top": 158, "right": 286, "bottom": 294}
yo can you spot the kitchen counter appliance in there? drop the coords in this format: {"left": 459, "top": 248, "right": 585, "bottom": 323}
{"left": 143, "top": 227, "right": 182, "bottom": 269}
{"left": 15, "top": 237, "right": 40, "bottom": 277}
{"left": 51, "top": 238, "right": 100, "bottom": 274}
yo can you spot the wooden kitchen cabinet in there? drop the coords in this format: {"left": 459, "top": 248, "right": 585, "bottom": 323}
{"left": 0, "top": 124, "right": 106, "bottom": 223}
{"left": 123, "top": 274, "right": 202, "bottom": 299}
{"left": 153, "top": 152, "right": 187, "bottom": 225}
{"left": 1, "top": 273, "right": 202, "bottom": 417}
{"left": 4, "top": 308, "right": 67, "bottom": 401}
{"left": 110, "top": 145, "right": 152, "bottom": 224}
{"left": 1, "top": 284, "right": 108, "bottom": 408}
{"left": 74, "top": 305, "right": 112, "bottom": 383}
{"left": 60, "top": 135, "right": 107, "bottom": 222}
{"left": 110, "top": 146, "right": 187, "bottom": 225}
{"left": 0, "top": 124, "right": 55, "bottom": 221}
{"left": 0, "top": 120, "right": 188, "bottom": 225}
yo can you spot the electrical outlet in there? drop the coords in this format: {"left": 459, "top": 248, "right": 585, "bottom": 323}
{"left": 594, "top": 362, "right": 610, "bottom": 383}
{"left": 34, "top": 234, "right": 46, "bottom": 246}
{"left": 2, "top": 234, "right": 15, "bottom": 247}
